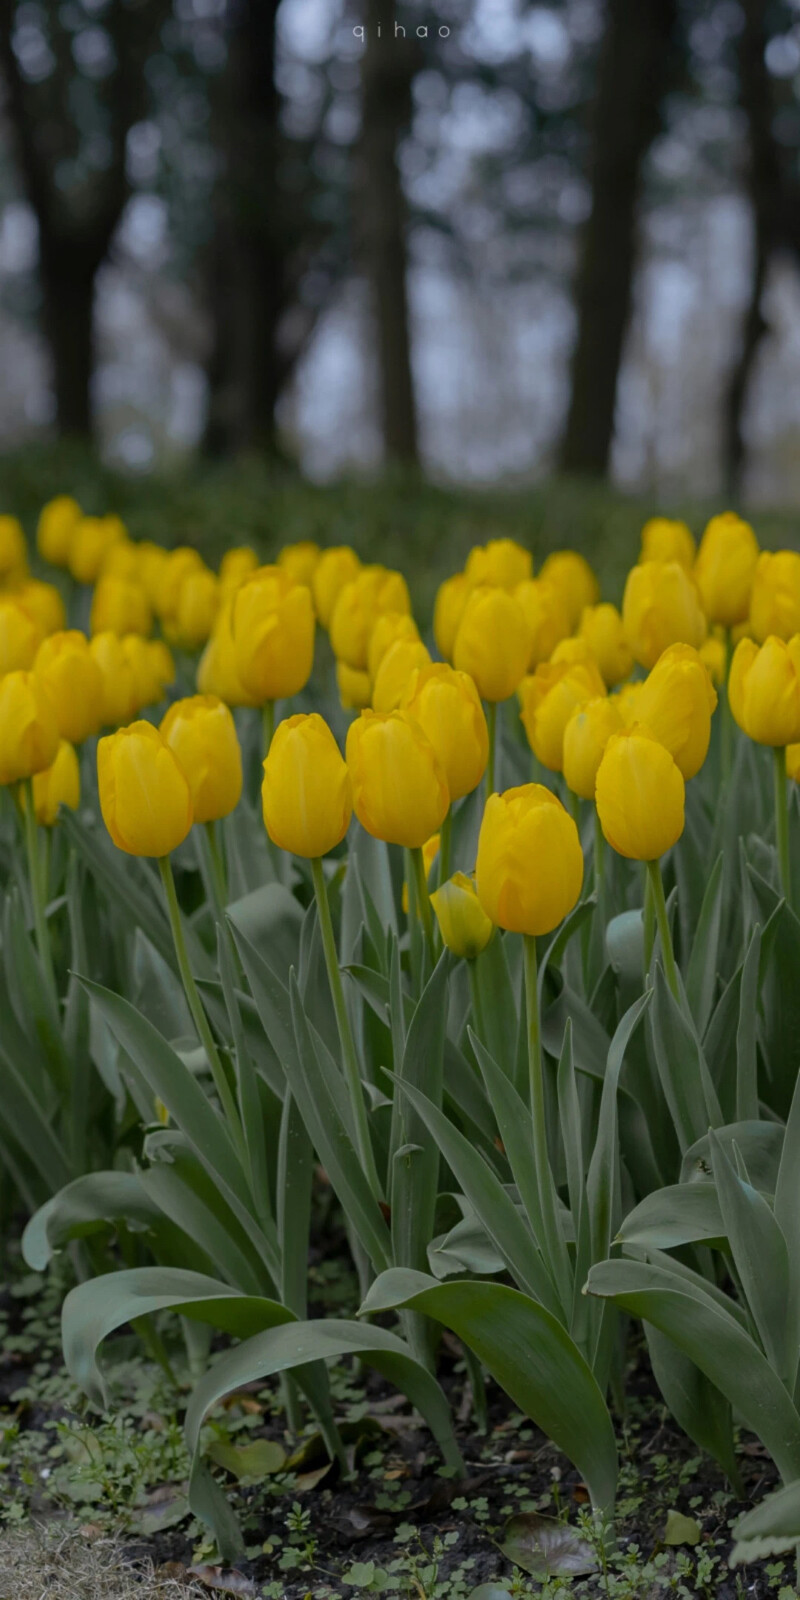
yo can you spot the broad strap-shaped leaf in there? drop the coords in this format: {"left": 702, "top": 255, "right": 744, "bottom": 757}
{"left": 586, "top": 992, "right": 652, "bottom": 1266}
{"left": 736, "top": 926, "right": 761, "bottom": 1122}
{"left": 361, "top": 1269, "right": 618, "bottom": 1513}
{"left": 645, "top": 1325, "right": 740, "bottom": 1491}
{"left": 617, "top": 1183, "right": 724, "bottom": 1251}
{"left": 730, "top": 1478, "right": 800, "bottom": 1564}
{"left": 685, "top": 854, "right": 724, "bottom": 1038}
{"left": 681, "top": 1121, "right": 783, "bottom": 1193}
{"left": 390, "top": 952, "right": 450, "bottom": 1283}
{"left": 22, "top": 1172, "right": 163, "bottom": 1272}
{"left": 709, "top": 1130, "right": 792, "bottom": 1385}
{"left": 648, "top": 965, "right": 722, "bottom": 1153}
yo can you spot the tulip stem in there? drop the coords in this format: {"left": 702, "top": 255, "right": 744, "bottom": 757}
{"left": 593, "top": 807, "right": 605, "bottom": 898}
{"left": 486, "top": 702, "right": 497, "bottom": 794}
{"left": 22, "top": 778, "right": 57, "bottom": 1009}
{"left": 411, "top": 845, "right": 435, "bottom": 962}
{"left": 522, "top": 934, "right": 570, "bottom": 1312}
{"left": 774, "top": 746, "right": 792, "bottom": 905}
{"left": 721, "top": 629, "right": 733, "bottom": 784}
{"left": 311, "top": 856, "right": 383, "bottom": 1202}
{"left": 646, "top": 859, "right": 680, "bottom": 1001}
{"left": 437, "top": 809, "right": 452, "bottom": 887}
{"left": 158, "top": 855, "right": 244, "bottom": 1145}
{"left": 262, "top": 699, "right": 275, "bottom": 757}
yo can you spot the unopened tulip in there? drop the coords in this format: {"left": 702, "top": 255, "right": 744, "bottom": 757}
{"left": 15, "top": 580, "right": 66, "bottom": 638}
{"left": 161, "top": 695, "right": 242, "bottom": 823}
{"left": 172, "top": 569, "right": 219, "bottom": 650}
{"left": 402, "top": 661, "right": 489, "bottom": 801}
{"left": 90, "top": 632, "right": 138, "bottom": 726}
{"left": 749, "top": 551, "right": 800, "bottom": 643}
{"left": 694, "top": 512, "right": 759, "bottom": 627}
{"left": 372, "top": 638, "right": 431, "bottom": 712}
{"left": 219, "top": 545, "right": 259, "bottom": 597}
{"left": 37, "top": 495, "right": 82, "bottom": 567}
{"left": 138, "top": 542, "right": 170, "bottom": 606}
{"left": 367, "top": 612, "right": 420, "bottom": 681}
{"left": 101, "top": 539, "right": 141, "bottom": 582}
{"left": 519, "top": 658, "right": 606, "bottom": 772}
{"left": 453, "top": 586, "right": 530, "bottom": 702}
{"left": 90, "top": 574, "right": 152, "bottom": 637}
{"left": 336, "top": 660, "right": 372, "bottom": 711}
{"left": 622, "top": 560, "right": 706, "bottom": 670}
{"left": 476, "top": 784, "right": 583, "bottom": 936}
{"left": 98, "top": 722, "right": 193, "bottom": 856}
{"left": 331, "top": 566, "right": 411, "bottom": 669}
{"left": 197, "top": 599, "right": 258, "bottom": 707}
{"left": 121, "top": 635, "right": 174, "bottom": 712}
{"left": 515, "top": 579, "right": 571, "bottom": 668}
{"left": 595, "top": 729, "right": 685, "bottom": 860}
{"left": 155, "top": 547, "right": 206, "bottom": 629}
{"left": 465, "top": 538, "right": 531, "bottom": 591}
{"left": 31, "top": 740, "right": 80, "bottom": 825}
{"left": 68, "top": 515, "right": 126, "bottom": 584}
{"left": 640, "top": 517, "right": 696, "bottom": 569}
{"left": 563, "top": 696, "right": 624, "bottom": 799}
{"left": 0, "top": 670, "right": 60, "bottom": 785}
{"left": 578, "top": 603, "right": 633, "bottom": 688}
{"left": 312, "top": 546, "right": 361, "bottom": 628}
{"left": 347, "top": 709, "right": 449, "bottom": 849}
{"left": 232, "top": 566, "right": 315, "bottom": 701}
{"left": 729, "top": 635, "right": 800, "bottom": 746}
{"left": 34, "top": 630, "right": 104, "bottom": 744}
{"left": 433, "top": 573, "right": 470, "bottom": 661}
{"left": 539, "top": 550, "right": 600, "bottom": 628}
{"left": 0, "top": 597, "right": 41, "bottom": 674}
{"left": 278, "top": 541, "right": 320, "bottom": 588}
{"left": 0, "top": 515, "right": 27, "bottom": 583}
{"left": 634, "top": 643, "right": 718, "bottom": 779}
{"left": 263, "top": 713, "right": 352, "bottom": 857}
{"left": 699, "top": 630, "right": 727, "bottom": 687}
{"left": 430, "top": 873, "right": 494, "bottom": 958}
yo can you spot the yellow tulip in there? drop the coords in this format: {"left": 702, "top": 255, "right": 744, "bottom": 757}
{"left": 219, "top": 545, "right": 259, "bottom": 597}
{"left": 262, "top": 712, "right": 352, "bottom": 857}
{"left": 121, "top": 635, "right": 174, "bottom": 713}
{"left": 154, "top": 547, "right": 206, "bottom": 629}
{"left": 171, "top": 569, "right": 219, "bottom": 650}
{"left": 476, "top": 784, "right": 584, "bottom": 936}
{"left": 0, "top": 596, "right": 42, "bottom": 674}
{"left": 68, "top": 515, "right": 126, "bottom": 585}
{"left": 562, "top": 696, "right": 624, "bottom": 799}
{"left": 578, "top": 603, "right": 633, "bottom": 688}
{"left": 634, "top": 643, "right": 718, "bottom": 779}
{"left": 90, "top": 574, "right": 152, "bottom": 638}
{"left": 514, "top": 578, "right": 571, "bottom": 668}
{"left": 160, "top": 694, "right": 242, "bottom": 823}
{"left": 34, "top": 630, "right": 104, "bottom": 744}
{"left": 15, "top": 580, "right": 66, "bottom": 638}
{"left": 36, "top": 495, "right": 82, "bottom": 567}
{"left": 89, "top": 632, "right": 138, "bottom": 726}
{"left": 538, "top": 550, "right": 600, "bottom": 628}
{"left": 336, "top": 660, "right": 372, "bottom": 711}
{"left": 0, "top": 670, "right": 60, "bottom": 785}
{"left": 0, "top": 515, "right": 27, "bottom": 584}
{"left": 749, "top": 550, "right": 800, "bottom": 643}
{"left": 430, "top": 873, "right": 494, "bottom": 958}
{"left": 278, "top": 541, "right": 320, "bottom": 588}
{"left": 346, "top": 709, "right": 449, "bottom": 849}
{"left": 312, "top": 546, "right": 361, "bottom": 628}
{"left": 465, "top": 538, "right": 532, "bottom": 591}
{"left": 402, "top": 662, "right": 488, "bottom": 801}
{"left": 595, "top": 729, "right": 685, "bottom": 860}
{"left": 31, "top": 740, "right": 80, "bottom": 826}
{"left": 367, "top": 612, "right": 420, "bottom": 681}
{"left": 433, "top": 573, "right": 471, "bottom": 661}
{"left": 699, "top": 630, "right": 728, "bottom": 687}
{"left": 694, "top": 512, "right": 759, "bottom": 627}
{"left": 100, "top": 539, "right": 142, "bottom": 582}
{"left": 196, "top": 599, "right": 258, "bottom": 708}
{"left": 639, "top": 517, "right": 696, "bottom": 569}
{"left": 138, "top": 542, "right": 171, "bottom": 606}
{"left": 98, "top": 722, "right": 193, "bottom": 857}
{"left": 453, "top": 586, "right": 530, "bottom": 702}
{"left": 330, "top": 566, "right": 411, "bottom": 669}
{"left": 728, "top": 635, "right": 800, "bottom": 746}
{"left": 622, "top": 560, "right": 706, "bottom": 670}
{"left": 372, "top": 639, "right": 431, "bottom": 713}
{"left": 232, "top": 566, "right": 315, "bottom": 702}
{"left": 519, "top": 658, "right": 606, "bottom": 772}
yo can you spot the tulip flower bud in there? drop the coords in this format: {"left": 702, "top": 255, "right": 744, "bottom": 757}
{"left": 161, "top": 694, "right": 243, "bottom": 823}
{"left": 90, "top": 574, "right": 152, "bottom": 638}
{"left": 0, "top": 515, "right": 27, "bottom": 584}
{"left": 121, "top": 635, "right": 174, "bottom": 713}
{"left": 729, "top": 635, "right": 800, "bottom": 746}
{"left": 639, "top": 517, "right": 696, "bottom": 569}
{"left": 278, "top": 541, "right": 320, "bottom": 588}
{"left": 171, "top": 569, "right": 219, "bottom": 650}
{"left": 694, "top": 512, "right": 759, "bottom": 628}
{"left": 34, "top": 630, "right": 104, "bottom": 744}
{"left": 372, "top": 638, "right": 431, "bottom": 712}
{"left": 138, "top": 543, "right": 170, "bottom": 606}
{"left": 563, "top": 696, "right": 624, "bottom": 799}
{"left": 595, "top": 729, "right": 685, "bottom": 860}
{"left": 430, "top": 872, "right": 494, "bottom": 958}
{"left": 476, "top": 784, "right": 584, "bottom": 936}
{"left": 90, "top": 632, "right": 138, "bottom": 727}
{"left": 98, "top": 721, "right": 193, "bottom": 856}
{"left": 197, "top": 599, "right": 258, "bottom": 708}
{"left": 465, "top": 538, "right": 532, "bottom": 591}
{"left": 634, "top": 643, "right": 718, "bottom": 779}
{"left": 347, "top": 709, "right": 449, "bottom": 849}
{"left": 433, "top": 573, "right": 470, "bottom": 661}
{"left": 622, "top": 560, "right": 706, "bottom": 670}
{"left": 749, "top": 551, "right": 800, "bottom": 643}
{"left": 100, "top": 539, "right": 141, "bottom": 582}
{"left": 0, "top": 597, "right": 42, "bottom": 674}
{"left": 232, "top": 566, "right": 315, "bottom": 702}
{"left": 31, "top": 740, "right": 80, "bottom": 825}
{"left": 514, "top": 579, "right": 571, "bottom": 668}
{"left": 699, "top": 630, "right": 727, "bottom": 687}
{"left": 519, "top": 658, "right": 606, "bottom": 772}
{"left": 68, "top": 515, "right": 126, "bottom": 585}
{"left": 219, "top": 545, "right": 259, "bottom": 598}
{"left": 15, "top": 580, "right": 66, "bottom": 639}
{"left": 539, "top": 550, "right": 600, "bottom": 628}
{"left": 578, "top": 603, "right": 633, "bottom": 688}
{"left": 0, "top": 670, "right": 60, "bottom": 785}
{"left": 453, "top": 586, "right": 530, "bottom": 702}
{"left": 367, "top": 612, "right": 420, "bottom": 681}
{"left": 312, "top": 546, "right": 361, "bottom": 628}
{"left": 331, "top": 566, "right": 411, "bottom": 669}
{"left": 37, "top": 495, "right": 82, "bottom": 567}
{"left": 262, "top": 712, "right": 352, "bottom": 857}
{"left": 154, "top": 547, "right": 206, "bottom": 629}
{"left": 337, "top": 660, "right": 372, "bottom": 711}
{"left": 402, "top": 662, "right": 488, "bottom": 801}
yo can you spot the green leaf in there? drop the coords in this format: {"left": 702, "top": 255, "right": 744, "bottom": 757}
{"left": 681, "top": 1122, "right": 783, "bottom": 1194}
{"left": 648, "top": 965, "right": 721, "bottom": 1153}
{"left": 586, "top": 992, "right": 652, "bottom": 1266}
{"left": 645, "top": 1326, "right": 739, "bottom": 1490}
{"left": 709, "top": 1128, "right": 791, "bottom": 1380}
{"left": 22, "top": 1172, "right": 163, "bottom": 1272}
{"left": 391, "top": 953, "right": 450, "bottom": 1284}
{"left": 736, "top": 926, "right": 761, "bottom": 1122}
{"left": 730, "top": 1478, "right": 800, "bottom": 1564}
{"left": 206, "top": 1438, "right": 287, "bottom": 1481}
{"left": 685, "top": 854, "right": 724, "bottom": 1038}
{"left": 501, "top": 1512, "right": 597, "bottom": 1578}
{"left": 617, "top": 1184, "right": 724, "bottom": 1250}
{"left": 663, "top": 1510, "right": 701, "bottom": 1547}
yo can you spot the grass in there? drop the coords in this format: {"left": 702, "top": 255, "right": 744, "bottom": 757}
{"left": 0, "top": 1526, "right": 209, "bottom": 1599}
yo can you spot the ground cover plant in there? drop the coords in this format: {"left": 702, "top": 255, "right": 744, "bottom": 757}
{"left": 3, "top": 483, "right": 800, "bottom": 1593}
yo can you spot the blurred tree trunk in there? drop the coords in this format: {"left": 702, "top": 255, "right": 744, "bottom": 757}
{"left": 560, "top": 0, "right": 677, "bottom": 478}
{"left": 357, "top": 0, "right": 419, "bottom": 467}
{"left": 39, "top": 251, "right": 99, "bottom": 436}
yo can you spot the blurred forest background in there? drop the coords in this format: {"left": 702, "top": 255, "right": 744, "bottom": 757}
{"left": 1, "top": 0, "right": 800, "bottom": 516}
